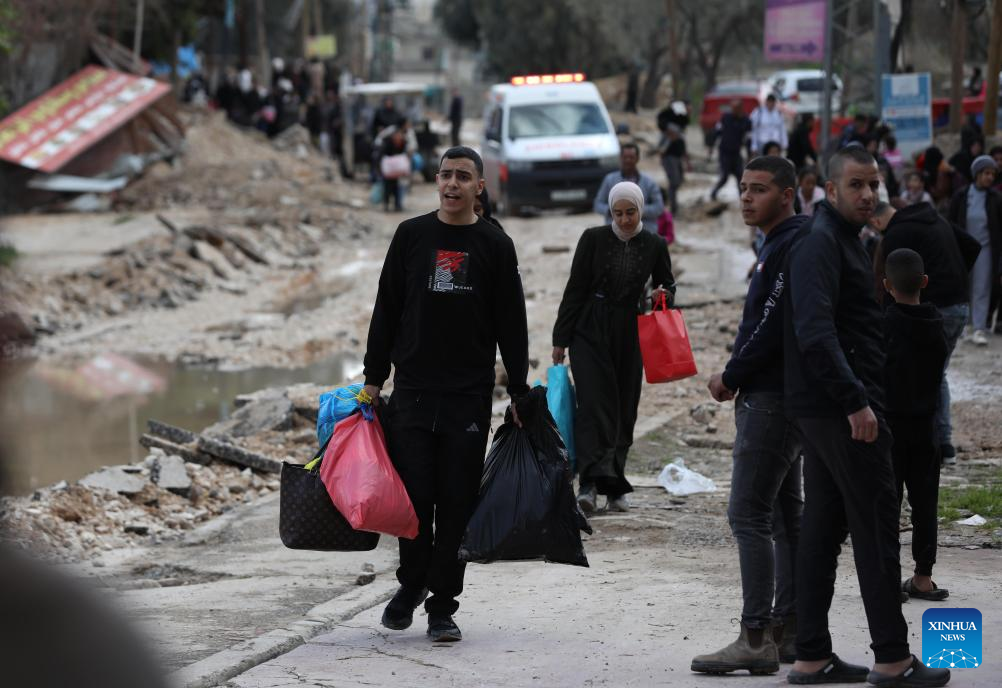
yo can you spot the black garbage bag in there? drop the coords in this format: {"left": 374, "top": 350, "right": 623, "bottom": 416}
{"left": 458, "top": 386, "right": 592, "bottom": 567}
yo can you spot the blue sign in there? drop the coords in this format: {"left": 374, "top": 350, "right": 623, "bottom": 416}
{"left": 882, "top": 73, "right": 932, "bottom": 159}
{"left": 922, "top": 608, "right": 982, "bottom": 670}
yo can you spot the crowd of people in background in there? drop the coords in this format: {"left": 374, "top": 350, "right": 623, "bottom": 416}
{"left": 205, "top": 57, "right": 455, "bottom": 211}
{"left": 662, "top": 94, "right": 1002, "bottom": 351}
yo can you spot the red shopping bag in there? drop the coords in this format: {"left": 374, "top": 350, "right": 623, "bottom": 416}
{"left": 319, "top": 412, "right": 419, "bottom": 539}
{"left": 637, "top": 292, "right": 698, "bottom": 383}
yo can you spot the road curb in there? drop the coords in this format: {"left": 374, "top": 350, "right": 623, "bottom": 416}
{"left": 169, "top": 577, "right": 398, "bottom": 688}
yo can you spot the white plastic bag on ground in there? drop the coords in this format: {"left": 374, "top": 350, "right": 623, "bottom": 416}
{"left": 657, "top": 459, "right": 717, "bottom": 496}
{"left": 955, "top": 514, "right": 986, "bottom": 526}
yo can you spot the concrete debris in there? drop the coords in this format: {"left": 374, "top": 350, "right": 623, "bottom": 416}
{"left": 0, "top": 455, "right": 283, "bottom": 563}
{"left": 688, "top": 403, "right": 717, "bottom": 425}
{"left": 152, "top": 454, "right": 193, "bottom": 496}
{"left": 356, "top": 563, "right": 377, "bottom": 586}
{"left": 79, "top": 466, "right": 148, "bottom": 495}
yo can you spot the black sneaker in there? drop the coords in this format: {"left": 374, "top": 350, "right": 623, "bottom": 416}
{"left": 427, "top": 614, "right": 462, "bottom": 642}
{"left": 380, "top": 586, "right": 428, "bottom": 631}
{"left": 867, "top": 656, "right": 950, "bottom": 687}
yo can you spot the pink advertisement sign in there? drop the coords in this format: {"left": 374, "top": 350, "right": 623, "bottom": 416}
{"left": 764, "top": 0, "right": 827, "bottom": 63}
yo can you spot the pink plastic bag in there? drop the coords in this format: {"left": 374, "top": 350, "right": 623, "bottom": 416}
{"left": 319, "top": 412, "right": 419, "bottom": 539}
{"left": 657, "top": 210, "right": 675, "bottom": 244}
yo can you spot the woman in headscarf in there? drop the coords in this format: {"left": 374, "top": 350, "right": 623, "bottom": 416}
{"left": 552, "top": 181, "right": 676, "bottom": 513}
{"left": 921, "top": 146, "right": 955, "bottom": 210}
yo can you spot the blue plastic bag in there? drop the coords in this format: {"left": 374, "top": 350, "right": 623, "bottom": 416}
{"left": 411, "top": 152, "right": 424, "bottom": 172}
{"left": 317, "top": 384, "right": 366, "bottom": 448}
{"left": 369, "top": 182, "right": 383, "bottom": 205}
{"left": 546, "top": 365, "right": 576, "bottom": 471}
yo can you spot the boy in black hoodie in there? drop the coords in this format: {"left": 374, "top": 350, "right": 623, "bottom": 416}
{"left": 882, "top": 248, "right": 950, "bottom": 602}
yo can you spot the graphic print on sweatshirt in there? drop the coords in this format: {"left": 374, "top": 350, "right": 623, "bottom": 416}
{"left": 428, "top": 249, "right": 473, "bottom": 294}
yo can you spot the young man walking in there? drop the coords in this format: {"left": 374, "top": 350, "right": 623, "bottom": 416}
{"left": 692, "top": 156, "right": 807, "bottom": 676}
{"left": 783, "top": 146, "right": 950, "bottom": 687}
{"left": 710, "top": 100, "right": 752, "bottom": 201}
{"left": 362, "top": 146, "right": 530, "bottom": 642}
{"left": 593, "top": 143, "right": 666, "bottom": 228}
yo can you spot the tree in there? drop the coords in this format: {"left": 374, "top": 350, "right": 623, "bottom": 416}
{"left": 434, "top": 0, "right": 480, "bottom": 50}
{"left": 890, "top": 0, "right": 912, "bottom": 72}
{"left": 435, "top": 0, "right": 626, "bottom": 80}
{"left": 0, "top": 0, "right": 14, "bottom": 115}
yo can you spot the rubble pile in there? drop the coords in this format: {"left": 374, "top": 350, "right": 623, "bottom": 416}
{"left": 1, "top": 386, "right": 326, "bottom": 562}
{"left": 118, "top": 112, "right": 342, "bottom": 213}
{"left": 0, "top": 111, "right": 382, "bottom": 343}
{"left": 0, "top": 450, "right": 281, "bottom": 562}
{"left": 3, "top": 214, "right": 362, "bottom": 337}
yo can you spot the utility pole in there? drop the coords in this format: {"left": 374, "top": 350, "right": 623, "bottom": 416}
{"left": 949, "top": 0, "right": 968, "bottom": 133}
{"left": 132, "top": 0, "right": 145, "bottom": 71}
{"left": 821, "top": 0, "right": 834, "bottom": 154}
{"left": 313, "top": 0, "right": 325, "bottom": 37}
{"left": 665, "top": 0, "right": 681, "bottom": 98}
{"left": 985, "top": 0, "right": 1002, "bottom": 135}
{"left": 302, "top": 0, "right": 311, "bottom": 58}
{"left": 255, "top": 0, "right": 270, "bottom": 86}
{"left": 874, "top": 0, "right": 891, "bottom": 115}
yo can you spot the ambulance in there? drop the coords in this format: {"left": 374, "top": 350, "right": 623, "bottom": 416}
{"left": 481, "top": 73, "right": 620, "bottom": 216}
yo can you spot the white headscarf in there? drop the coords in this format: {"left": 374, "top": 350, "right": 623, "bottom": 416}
{"left": 608, "top": 181, "right": 645, "bottom": 241}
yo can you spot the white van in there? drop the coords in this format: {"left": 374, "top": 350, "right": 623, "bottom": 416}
{"left": 764, "top": 69, "right": 843, "bottom": 115}
{"left": 481, "top": 75, "right": 620, "bottom": 215}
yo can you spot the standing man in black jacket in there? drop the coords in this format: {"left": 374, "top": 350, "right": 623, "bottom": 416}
{"left": 362, "top": 146, "right": 530, "bottom": 643}
{"left": 784, "top": 147, "right": 950, "bottom": 687}
{"left": 692, "top": 156, "right": 808, "bottom": 676}
{"left": 870, "top": 202, "right": 982, "bottom": 466}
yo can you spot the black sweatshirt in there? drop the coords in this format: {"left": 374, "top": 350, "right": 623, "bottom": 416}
{"left": 363, "top": 212, "right": 530, "bottom": 398}
{"left": 722, "top": 214, "right": 809, "bottom": 394}
{"left": 784, "top": 200, "right": 887, "bottom": 418}
{"left": 876, "top": 202, "right": 981, "bottom": 308}
{"left": 883, "top": 302, "right": 948, "bottom": 417}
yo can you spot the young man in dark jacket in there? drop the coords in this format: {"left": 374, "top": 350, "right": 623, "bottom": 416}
{"left": 783, "top": 147, "right": 949, "bottom": 687}
{"left": 881, "top": 248, "right": 950, "bottom": 602}
{"left": 710, "top": 100, "right": 752, "bottom": 201}
{"left": 692, "top": 156, "right": 808, "bottom": 676}
{"left": 362, "top": 146, "right": 530, "bottom": 642}
{"left": 870, "top": 202, "right": 981, "bottom": 465}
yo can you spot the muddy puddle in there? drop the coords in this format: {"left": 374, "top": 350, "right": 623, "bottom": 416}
{"left": 0, "top": 353, "right": 361, "bottom": 495}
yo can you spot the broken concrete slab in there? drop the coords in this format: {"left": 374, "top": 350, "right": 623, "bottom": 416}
{"left": 196, "top": 436, "right": 282, "bottom": 473}
{"left": 204, "top": 396, "right": 295, "bottom": 438}
{"left": 152, "top": 454, "right": 193, "bottom": 496}
{"left": 191, "top": 240, "right": 233, "bottom": 280}
{"left": 79, "top": 466, "right": 148, "bottom": 495}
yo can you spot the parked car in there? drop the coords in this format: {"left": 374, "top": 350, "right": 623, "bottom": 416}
{"left": 764, "top": 69, "right": 843, "bottom": 114}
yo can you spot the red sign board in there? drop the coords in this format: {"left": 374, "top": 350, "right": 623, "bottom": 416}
{"left": 0, "top": 66, "right": 170, "bottom": 172}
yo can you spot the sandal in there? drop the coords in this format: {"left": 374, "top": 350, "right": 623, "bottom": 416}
{"left": 902, "top": 577, "right": 949, "bottom": 601}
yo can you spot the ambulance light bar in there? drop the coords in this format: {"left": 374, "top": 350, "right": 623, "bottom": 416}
{"left": 510, "top": 73, "right": 585, "bottom": 86}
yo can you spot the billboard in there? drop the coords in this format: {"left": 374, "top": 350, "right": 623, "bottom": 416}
{"left": 882, "top": 72, "right": 933, "bottom": 158}
{"left": 765, "top": 0, "right": 827, "bottom": 63}
{"left": 0, "top": 66, "right": 170, "bottom": 173}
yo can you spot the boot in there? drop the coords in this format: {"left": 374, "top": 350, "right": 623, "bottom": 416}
{"left": 690, "top": 622, "right": 780, "bottom": 675}
{"left": 771, "top": 614, "right": 796, "bottom": 663}
{"left": 577, "top": 483, "right": 597, "bottom": 514}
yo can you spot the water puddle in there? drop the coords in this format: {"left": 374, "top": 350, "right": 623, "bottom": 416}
{"left": 0, "top": 353, "right": 360, "bottom": 495}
